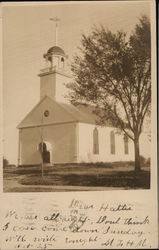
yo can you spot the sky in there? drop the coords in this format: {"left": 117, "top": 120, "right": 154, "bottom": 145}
{"left": 2, "top": 1, "right": 151, "bottom": 164}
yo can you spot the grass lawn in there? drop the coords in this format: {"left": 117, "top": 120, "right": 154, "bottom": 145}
{"left": 3, "top": 161, "right": 150, "bottom": 192}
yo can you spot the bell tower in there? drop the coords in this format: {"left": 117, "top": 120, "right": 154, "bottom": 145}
{"left": 38, "top": 18, "right": 71, "bottom": 103}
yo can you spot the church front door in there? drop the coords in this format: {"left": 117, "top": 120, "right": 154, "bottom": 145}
{"left": 43, "top": 150, "right": 50, "bottom": 163}
{"left": 39, "top": 142, "right": 51, "bottom": 163}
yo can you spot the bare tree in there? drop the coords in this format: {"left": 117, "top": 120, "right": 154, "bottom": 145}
{"left": 68, "top": 16, "right": 151, "bottom": 171}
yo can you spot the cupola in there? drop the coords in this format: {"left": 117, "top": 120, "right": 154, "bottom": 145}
{"left": 43, "top": 45, "right": 66, "bottom": 70}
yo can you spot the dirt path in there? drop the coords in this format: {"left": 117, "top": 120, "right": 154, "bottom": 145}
{"left": 3, "top": 179, "right": 125, "bottom": 192}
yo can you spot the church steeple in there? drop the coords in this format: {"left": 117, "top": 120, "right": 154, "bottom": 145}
{"left": 42, "top": 17, "right": 67, "bottom": 70}
{"left": 38, "top": 19, "right": 71, "bottom": 102}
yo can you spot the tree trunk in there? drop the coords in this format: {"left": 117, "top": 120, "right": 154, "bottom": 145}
{"left": 134, "top": 137, "right": 141, "bottom": 172}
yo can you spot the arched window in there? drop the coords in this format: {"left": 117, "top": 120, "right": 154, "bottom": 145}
{"left": 61, "top": 57, "right": 65, "bottom": 68}
{"left": 110, "top": 131, "right": 115, "bottom": 154}
{"left": 124, "top": 134, "right": 129, "bottom": 154}
{"left": 93, "top": 128, "right": 99, "bottom": 154}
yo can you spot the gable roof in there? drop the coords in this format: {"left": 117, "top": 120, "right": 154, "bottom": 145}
{"left": 59, "top": 102, "right": 100, "bottom": 124}
{"left": 17, "top": 96, "right": 111, "bottom": 129}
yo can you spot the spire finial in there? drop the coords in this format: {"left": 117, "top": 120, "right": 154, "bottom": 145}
{"left": 49, "top": 17, "right": 60, "bottom": 46}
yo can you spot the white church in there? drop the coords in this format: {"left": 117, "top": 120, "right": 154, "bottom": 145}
{"left": 17, "top": 42, "right": 150, "bottom": 166}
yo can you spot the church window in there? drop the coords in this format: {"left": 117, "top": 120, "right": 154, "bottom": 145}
{"left": 61, "top": 57, "right": 65, "bottom": 68}
{"left": 124, "top": 134, "right": 129, "bottom": 154}
{"left": 110, "top": 131, "right": 115, "bottom": 154}
{"left": 93, "top": 128, "right": 99, "bottom": 154}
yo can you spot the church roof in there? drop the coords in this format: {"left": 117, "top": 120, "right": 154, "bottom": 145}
{"left": 47, "top": 46, "right": 65, "bottom": 56}
{"left": 17, "top": 96, "right": 112, "bottom": 129}
{"left": 59, "top": 102, "right": 100, "bottom": 124}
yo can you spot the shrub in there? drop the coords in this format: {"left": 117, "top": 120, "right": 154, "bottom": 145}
{"left": 140, "top": 155, "right": 147, "bottom": 164}
{"left": 3, "top": 157, "right": 9, "bottom": 168}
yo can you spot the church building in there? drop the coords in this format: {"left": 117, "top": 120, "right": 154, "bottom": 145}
{"left": 17, "top": 44, "right": 150, "bottom": 166}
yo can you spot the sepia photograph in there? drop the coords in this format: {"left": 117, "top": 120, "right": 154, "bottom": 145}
{"left": 3, "top": 1, "right": 151, "bottom": 192}
{"left": 0, "top": 1, "right": 158, "bottom": 250}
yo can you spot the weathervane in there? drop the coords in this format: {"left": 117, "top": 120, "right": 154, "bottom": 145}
{"left": 49, "top": 17, "right": 61, "bottom": 46}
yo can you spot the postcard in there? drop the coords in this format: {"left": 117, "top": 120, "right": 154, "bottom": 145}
{"left": 0, "top": 1, "right": 158, "bottom": 249}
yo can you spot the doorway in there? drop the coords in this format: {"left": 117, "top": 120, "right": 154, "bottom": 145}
{"left": 39, "top": 141, "right": 52, "bottom": 164}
